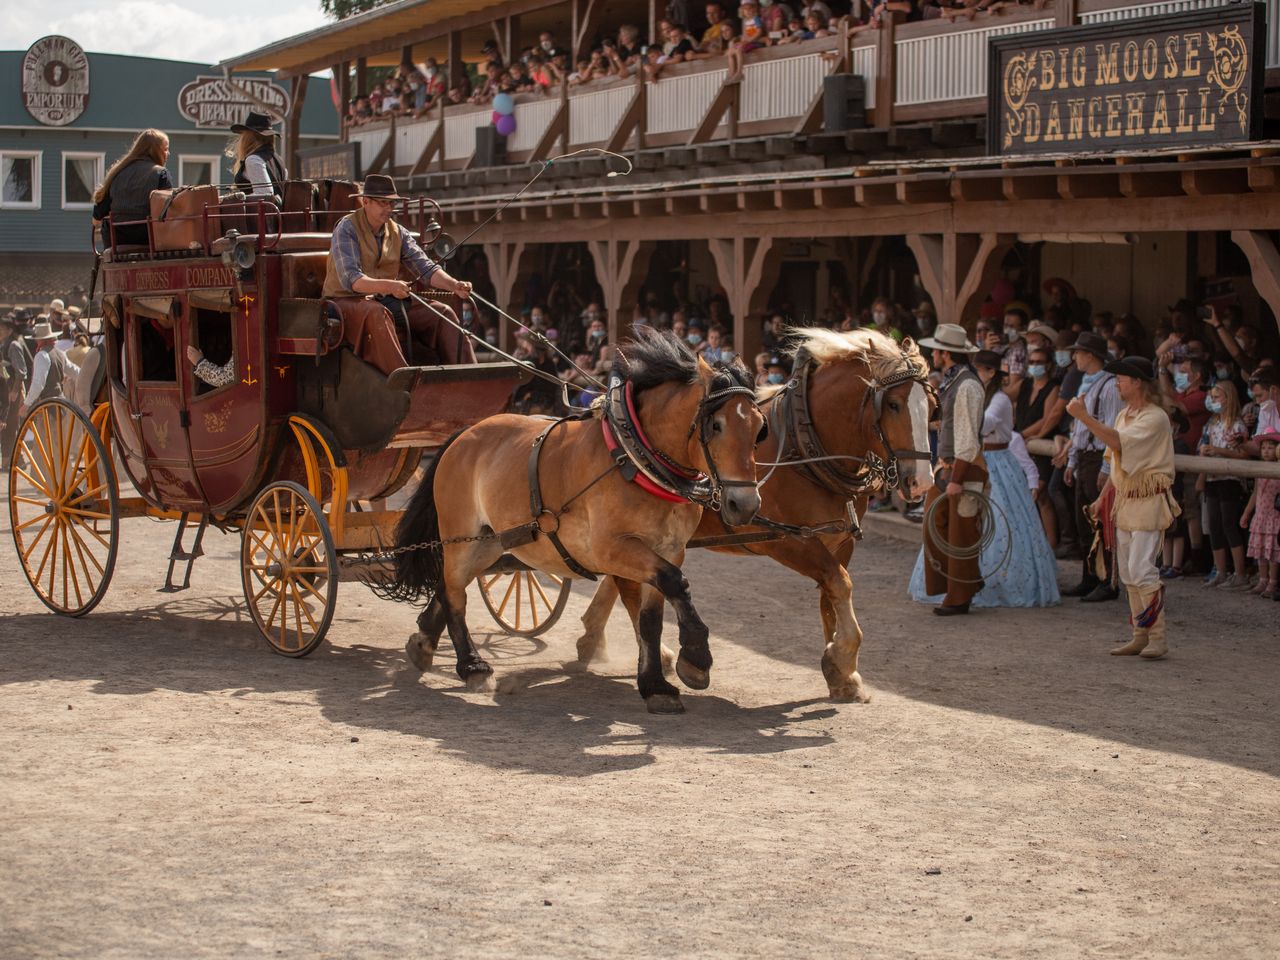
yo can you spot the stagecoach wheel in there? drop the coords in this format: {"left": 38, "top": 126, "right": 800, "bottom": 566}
{"left": 240, "top": 481, "right": 338, "bottom": 658}
{"left": 479, "top": 569, "right": 572, "bottom": 638}
{"left": 7, "top": 399, "right": 120, "bottom": 617}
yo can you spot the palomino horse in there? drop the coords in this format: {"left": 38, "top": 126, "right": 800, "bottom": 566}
{"left": 576, "top": 328, "right": 934, "bottom": 703}
{"left": 384, "top": 330, "right": 766, "bottom": 714}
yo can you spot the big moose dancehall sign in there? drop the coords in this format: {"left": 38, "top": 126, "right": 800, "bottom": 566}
{"left": 988, "top": 5, "right": 1264, "bottom": 156}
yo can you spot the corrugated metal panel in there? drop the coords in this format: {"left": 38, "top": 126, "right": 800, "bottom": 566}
{"left": 507, "top": 98, "right": 560, "bottom": 152}
{"left": 895, "top": 19, "right": 1054, "bottom": 105}
{"left": 349, "top": 125, "right": 390, "bottom": 163}
{"left": 568, "top": 85, "right": 635, "bottom": 146}
{"left": 396, "top": 117, "right": 437, "bottom": 165}
{"left": 647, "top": 69, "right": 726, "bottom": 135}
{"left": 740, "top": 53, "right": 833, "bottom": 123}
{"left": 444, "top": 110, "right": 490, "bottom": 160}
{"left": 1080, "top": 0, "right": 1225, "bottom": 22}
{"left": 851, "top": 45, "right": 877, "bottom": 105}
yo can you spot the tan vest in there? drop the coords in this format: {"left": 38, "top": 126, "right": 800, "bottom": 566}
{"left": 321, "top": 207, "right": 403, "bottom": 299}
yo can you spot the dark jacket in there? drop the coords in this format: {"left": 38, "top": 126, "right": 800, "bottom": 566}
{"left": 93, "top": 158, "right": 173, "bottom": 245}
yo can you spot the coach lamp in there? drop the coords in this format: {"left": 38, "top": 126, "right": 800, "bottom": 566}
{"left": 219, "top": 229, "right": 257, "bottom": 281}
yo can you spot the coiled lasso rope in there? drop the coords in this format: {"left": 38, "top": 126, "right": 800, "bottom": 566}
{"left": 922, "top": 488, "right": 1014, "bottom": 586}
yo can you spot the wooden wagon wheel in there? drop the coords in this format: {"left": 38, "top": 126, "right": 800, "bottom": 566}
{"left": 240, "top": 481, "right": 337, "bottom": 658}
{"left": 479, "top": 569, "right": 572, "bottom": 638}
{"left": 7, "top": 399, "right": 120, "bottom": 617}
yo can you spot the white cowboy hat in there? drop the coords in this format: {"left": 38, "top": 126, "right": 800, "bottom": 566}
{"left": 918, "top": 323, "right": 978, "bottom": 354}
{"left": 31, "top": 321, "right": 58, "bottom": 341}
{"left": 46, "top": 299, "right": 65, "bottom": 313}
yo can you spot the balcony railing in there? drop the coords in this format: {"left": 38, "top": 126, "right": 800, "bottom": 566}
{"left": 342, "top": 0, "right": 1276, "bottom": 175}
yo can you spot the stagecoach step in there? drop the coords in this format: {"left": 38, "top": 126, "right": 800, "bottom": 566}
{"left": 160, "top": 513, "right": 209, "bottom": 593}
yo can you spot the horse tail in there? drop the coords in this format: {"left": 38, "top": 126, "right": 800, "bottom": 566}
{"left": 369, "top": 428, "right": 466, "bottom": 604}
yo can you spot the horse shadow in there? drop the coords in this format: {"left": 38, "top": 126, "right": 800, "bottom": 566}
{"left": 0, "top": 595, "right": 836, "bottom": 777}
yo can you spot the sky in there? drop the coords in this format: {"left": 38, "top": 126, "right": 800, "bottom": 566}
{"left": 6, "top": 0, "right": 330, "bottom": 66}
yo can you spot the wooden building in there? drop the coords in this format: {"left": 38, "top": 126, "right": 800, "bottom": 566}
{"left": 223, "top": 0, "right": 1280, "bottom": 359}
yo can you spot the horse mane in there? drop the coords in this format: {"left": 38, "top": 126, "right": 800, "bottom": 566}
{"left": 788, "top": 327, "right": 928, "bottom": 384}
{"left": 615, "top": 326, "right": 702, "bottom": 392}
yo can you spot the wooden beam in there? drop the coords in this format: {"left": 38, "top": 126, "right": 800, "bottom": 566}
{"left": 482, "top": 241, "right": 527, "bottom": 351}
{"left": 1182, "top": 168, "right": 1250, "bottom": 197}
{"left": 906, "top": 232, "right": 1012, "bottom": 328}
{"left": 588, "top": 238, "right": 654, "bottom": 343}
{"left": 874, "top": 11, "right": 896, "bottom": 130}
{"left": 1002, "top": 175, "right": 1058, "bottom": 201}
{"left": 897, "top": 178, "right": 950, "bottom": 205}
{"left": 409, "top": 121, "right": 445, "bottom": 177}
{"left": 285, "top": 75, "right": 308, "bottom": 175}
{"left": 688, "top": 78, "right": 739, "bottom": 146}
{"left": 700, "top": 193, "right": 738, "bottom": 214}
{"left": 356, "top": 57, "right": 367, "bottom": 96}
{"left": 573, "top": 0, "right": 604, "bottom": 61}
{"left": 1118, "top": 170, "right": 1182, "bottom": 199}
{"left": 949, "top": 176, "right": 1003, "bottom": 203}
{"left": 447, "top": 31, "right": 463, "bottom": 91}
{"left": 1230, "top": 230, "right": 1280, "bottom": 336}
{"left": 530, "top": 97, "right": 568, "bottom": 162}
{"left": 1055, "top": 173, "right": 1121, "bottom": 201}
{"left": 708, "top": 236, "right": 781, "bottom": 361}
{"left": 606, "top": 79, "right": 645, "bottom": 152}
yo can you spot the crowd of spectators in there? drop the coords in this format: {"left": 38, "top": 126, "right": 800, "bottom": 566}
{"left": 343, "top": 0, "right": 1046, "bottom": 128}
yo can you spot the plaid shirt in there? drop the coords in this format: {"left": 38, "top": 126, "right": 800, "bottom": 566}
{"left": 331, "top": 217, "right": 439, "bottom": 292}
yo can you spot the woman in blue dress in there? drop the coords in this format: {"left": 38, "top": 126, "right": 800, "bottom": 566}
{"left": 910, "top": 351, "right": 1061, "bottom": 608}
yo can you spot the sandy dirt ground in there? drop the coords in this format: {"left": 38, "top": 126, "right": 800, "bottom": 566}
{"left": 2, "top": 490, "right": 1279, "bottom": 959}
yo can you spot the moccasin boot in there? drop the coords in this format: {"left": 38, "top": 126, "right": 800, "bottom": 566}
{"left": 1111, "top": 585, "right": 1149, "bottom": 656}
{"left": 1137, "top": 586, "right": 1168, "bottom": 660}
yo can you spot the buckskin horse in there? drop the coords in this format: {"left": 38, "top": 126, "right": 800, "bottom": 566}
{"left": 384, "top": 329, "right": 766, "bottom": 714}
{"left": 575, "top": 327, "right": 935, "bottom": 703}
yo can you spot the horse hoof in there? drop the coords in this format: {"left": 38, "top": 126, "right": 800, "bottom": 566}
{"left": 464, "top": 672, "right": 495, "bottom": 693}
{"left": 829, "top": 683, "right": 872, "bottom": 703}
{"left": 405, "top": 633, "right": 434, "bottom": 672}
{"left": 645, "top": 693, "right": 685, "bottom": 715}
{"left": 675, "top": 656, "right": 711, "bottom": 691}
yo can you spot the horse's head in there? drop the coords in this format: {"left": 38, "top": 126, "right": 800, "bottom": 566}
{"left": 794, "top": 329, "right": 935, "bottom": 502}
{"left": 691, "top": 357, "right": 765, "bottom": 525}
{"left": 863, "top": 337, "right": 935, "bottom": 503}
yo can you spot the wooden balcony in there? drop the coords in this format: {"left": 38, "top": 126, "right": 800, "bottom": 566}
{"left": 333, "top": 0, "right": 1280, "bottom": 178}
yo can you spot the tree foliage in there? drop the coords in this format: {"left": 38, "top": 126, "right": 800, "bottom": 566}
{"left": 320, "top": 0, "right": 393, "bottom": 21}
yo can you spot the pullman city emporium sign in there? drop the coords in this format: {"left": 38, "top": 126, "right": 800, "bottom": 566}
{"left": 22, "top": 35, "right": 89, "bottom": 126}
{"left": 988, "top": 4, "right": 1264, "bottom": 156}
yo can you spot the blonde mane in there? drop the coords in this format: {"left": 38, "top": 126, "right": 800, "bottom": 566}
{"left": 789, "top": 327, "right": 928, "bottom": 383}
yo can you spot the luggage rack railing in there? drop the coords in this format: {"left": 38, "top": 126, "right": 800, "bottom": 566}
{"left": 95, "top": 184, "right": 443, "bottom": 261}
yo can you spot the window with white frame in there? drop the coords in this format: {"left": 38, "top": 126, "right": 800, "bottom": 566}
{"left": 63, "top": 152, "right": 103, "bottom": 209}
{"left": 1, "top": 151, "right": 42, "bottom": 209}
{"left": 180, "top": 154, "right": 221, "bottom": 187}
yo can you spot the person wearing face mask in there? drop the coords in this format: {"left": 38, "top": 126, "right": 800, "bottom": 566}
{"left": 1062, "top": 332, "right": 1123, "bottom": 602}
{"left": 686, "top": 321, "right": 706, "bottom": 351}
{"left": 1240, "top": 366, "right": 1280, "bottom": 458}
{"left": 584, "top": 317, "right": 609, "bottom": 360}
{"left": 1156, "top": 356, "right": 1209, "bottom": 577}
{"left": 1015, "top": 347, "right": 1062, "bottom": 546}
{"left": 865, "top": 297, "right": 904, "bottom": 343}
{"left": 999, "top": 307, "right": 1030, "bottom": 401}
{"left": 1197, "top": 380, "right": 1251, "bottom": 589}
{"left": 764, "top": 355, "right": 787, "bottom": 386}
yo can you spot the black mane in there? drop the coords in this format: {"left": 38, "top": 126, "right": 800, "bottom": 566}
{"left": 616, "top": 327, "right": 701, "bottom": 392}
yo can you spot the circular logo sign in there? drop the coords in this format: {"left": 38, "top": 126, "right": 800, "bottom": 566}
{"left": 176, "top": 76, "right": 290, "bottom": 129}
{"left": 22, "top": 35, "right": 89, "bottom": 126}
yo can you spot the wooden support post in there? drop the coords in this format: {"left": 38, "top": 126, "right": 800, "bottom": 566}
{"left": 573, "top": 0, "right": 603, "bottom": 61}
{"left": 286, "top": 75, "right": 308, "bottom": 175}
{"left": 531, "top": 85, "right": 569, "bottom": 161}
{"left": 410, "top": 120, "right": 445, "bottom": 176}
{"left": 906, "top": 232, "right": 1014, "bottom": 331}
{"left": 708, "top": 237, "right": 783, "bottom": 362}
{"left": 1231, "top": 230, "right": 1280, "bottom": 335}
{"left": 447, "top": 31, "right": 463, "bottom": 91}
{"left": 607, "top": 73, "right": 646, "bottom": 152}
{"left": 874, "top": 12, "right": 896, "bottom": 130}
{"left": 1055, "top": 0, "right": 1078, "bottom": 28}
{"left": 356, "top": 57, "right": 368, "bottom": 95}
{"left": 336, "top": 62, "right": 351, "bottom": 143}
{"left": 483, "top": 241, "right": 528, "bottom": 351}
{"left": 688, "top": 78, "right": 739, "bottom": 146}
{"left": 588, "top": 239, "right": 655, "bottom": 345}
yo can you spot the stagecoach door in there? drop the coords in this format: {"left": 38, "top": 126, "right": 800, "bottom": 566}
{"left": 120, "top": 294, "right": 206, "bottom": 510}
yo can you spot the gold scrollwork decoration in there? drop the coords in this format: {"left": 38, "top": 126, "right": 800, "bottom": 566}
{"left": 1208, "top": 25, "right": 1250, "bottom": 135}
{"left": 1002, "top": 52, "right": 1037, "bottom": 149}
{"left": 203, "top": 401, "right": 234, "bottom": 435}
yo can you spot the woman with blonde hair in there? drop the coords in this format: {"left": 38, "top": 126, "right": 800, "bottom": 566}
{"left": 228, "top": 111, "right": 286, "bottom": 202}
{"left": 1198, "top": 377, "right": 1251, "bottom": 589}
{"left": 91, "top": 128, "right": 172, "bottom": 246}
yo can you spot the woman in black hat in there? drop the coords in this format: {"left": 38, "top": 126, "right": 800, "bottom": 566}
{"left": 228, "top": 112, "right": 287, "bottom": 201}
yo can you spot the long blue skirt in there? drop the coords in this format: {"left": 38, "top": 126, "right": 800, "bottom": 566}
{"left": 909, "top": 449, "right": 1061, "bottom": 608}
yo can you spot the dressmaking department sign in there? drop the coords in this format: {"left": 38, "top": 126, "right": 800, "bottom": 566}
{"left": 176, "top": 76, "right": 290, "bottom": 129}
{"left": 987, "top": 4, "right": 1264, "bottom": 156}
{"left": 22, "top": 35, "right": 89, "bottom": 126}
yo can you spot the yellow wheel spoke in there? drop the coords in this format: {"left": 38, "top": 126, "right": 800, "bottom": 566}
{"left": 15, "top": 511, "right": 52, "bottom": 531}
{"left": 527, "top": 573, "right": 539, "bottom": 626}
{"left": 65, "top": 519, "right": 106, "bottom": 579}
{"left": 62, "top": 506, "right": 111, "bottom": 520}
{"left": 66, "top": 522, "right": 101, "bottom": 598}
{"left": 14, "top": 447, "right": 53, "bottom": 495}
{"left": 61, "top": 522, "right": 83, "bottom": 609}
{"left": 514, "top": 573, "right": 523, "bottom": 631}
{"left": 65, "top": 483, "right": 109, "bottom": 507}
{"left": 292, "top": 573, "right": 328, "bottom": 604}
{"left": 21, "top": 515, "right": 56, "bottom": 562}
{"left": 290, "top": 580, "right": 321, "bottom": 633}
{"left": 252, "top": 576, "right": 282, "bottom": 605}
{"left": 495, "top": 573, "right": 518, "bottom": 618}
{"left": 528, "top": 573, "right": 555, "bottom": 617}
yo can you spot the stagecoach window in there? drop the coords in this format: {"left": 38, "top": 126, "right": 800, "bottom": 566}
{"left": 191, "top": 306, "right": 234, "bottom": 396}
{"left": 132, "top": 314, "right": 177, "bottom": 383}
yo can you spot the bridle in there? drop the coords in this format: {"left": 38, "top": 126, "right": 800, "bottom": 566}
{"left": 778, "top": 346, "right": 935, "bottom": 497}
{"left": 602, "top": 367, "right": 762, "bottom": 511}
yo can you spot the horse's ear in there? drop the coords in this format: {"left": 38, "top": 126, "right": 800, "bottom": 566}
{"left": 696, "top": 355, "right": 715, "bottom": 382}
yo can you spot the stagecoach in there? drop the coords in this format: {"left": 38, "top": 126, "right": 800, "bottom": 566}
{"left": 6, "top": 182, "right": 574, "bottom": 655}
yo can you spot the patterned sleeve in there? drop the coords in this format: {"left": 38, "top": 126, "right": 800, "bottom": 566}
{"left": 194, "top": 358, "right": 236, "bottom": 388}
{"left": 330, "top": 219, "right": 365, "bottom": 292}
{"left": 399, "top": 229, "right": 440, "bottom": 285}
{"left": 952, "top": 377, "right": 984, "bottom": 464}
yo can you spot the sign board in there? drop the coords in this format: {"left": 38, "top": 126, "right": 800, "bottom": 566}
{"left": 987, "top": 4, "right": 1264, "bottom": 156}
{"left": 176, "top": 75, "right": 290, "bottom": 129}
{"left": 298, "top": 143, "right": 361, "bottom": 180}
{"left": 22, "top": 35, "right": 89, "bottom": 126}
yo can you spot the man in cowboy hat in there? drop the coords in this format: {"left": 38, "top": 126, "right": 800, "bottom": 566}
{"left": 917, "top": 323, "right": 987, "bottom": 616}
{"left": 20, "top": 320, "right": 80, "bottom": 420}
{"left": 1062, "top": 330, "right": 1124, "bottom": 602}
{"left": 230, "top": 111, "right": 287, "bottom": 201}
{"left": 321, "top": 174, "right": 474, "bottom": 374}
{"left": 1067, "top": 356, "right": 1178, "bottom": 658}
